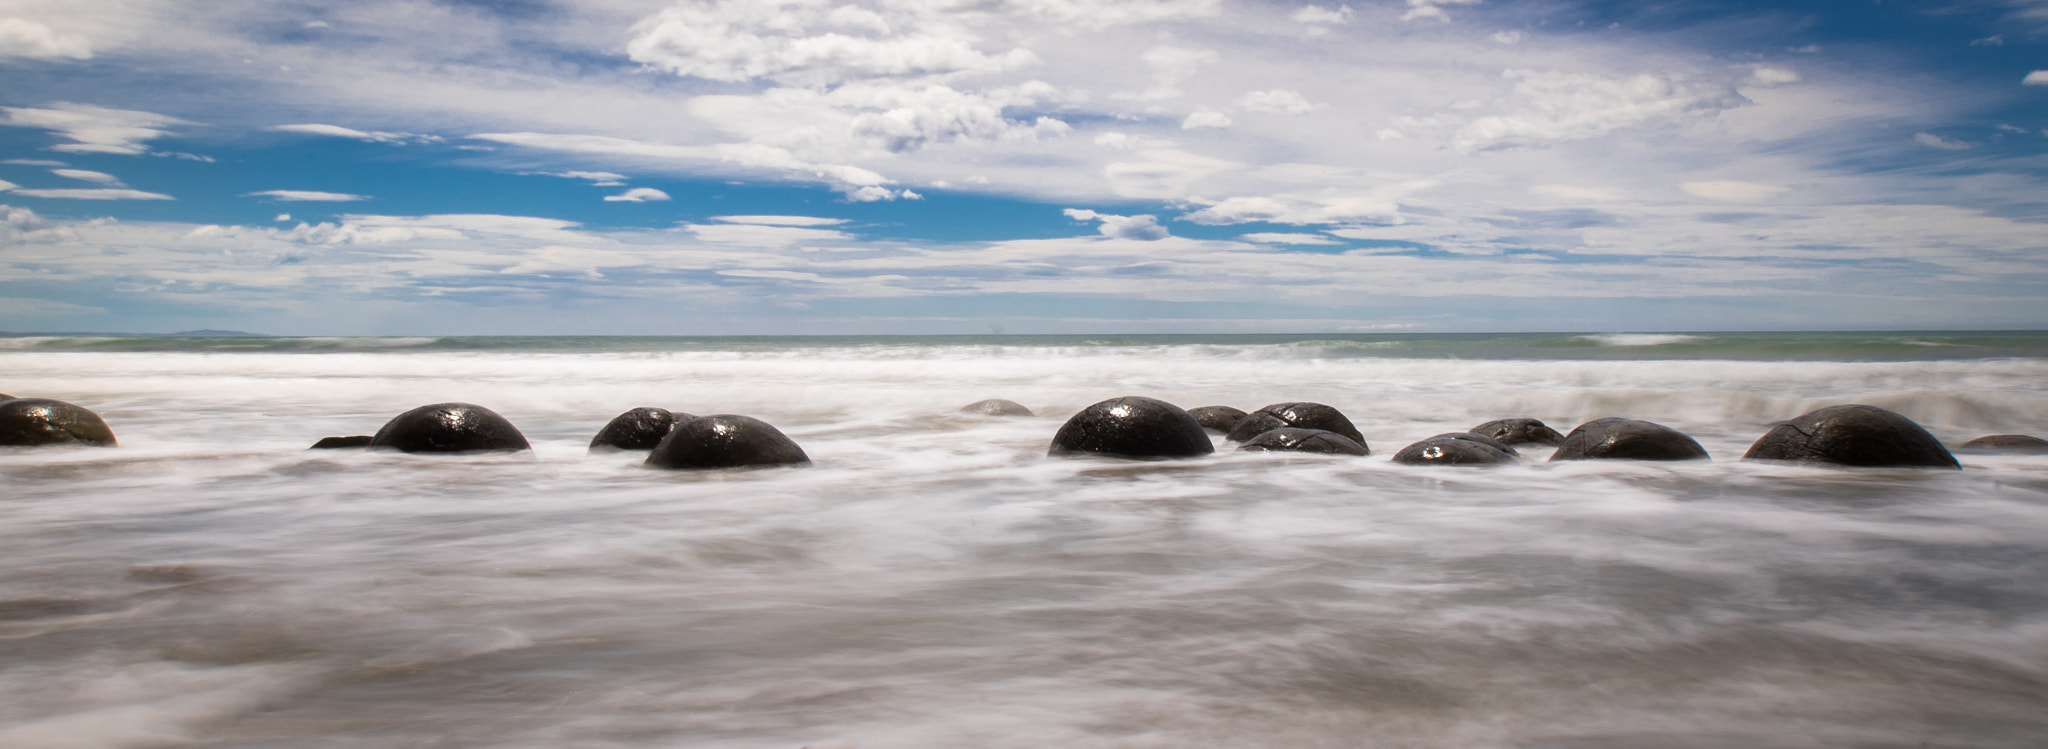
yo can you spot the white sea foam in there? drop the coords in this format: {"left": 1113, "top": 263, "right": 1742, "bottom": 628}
{"left": 1576, "top": 333, "right": 1705, "bottom": 346}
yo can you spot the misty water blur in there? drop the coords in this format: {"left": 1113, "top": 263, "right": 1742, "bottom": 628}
{"left": 2, "top": 333, "right": 2045, "bottom": 747}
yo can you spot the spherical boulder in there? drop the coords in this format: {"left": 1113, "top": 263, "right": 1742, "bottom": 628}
{"left": 310, "top": 435, "right": 374, "bottom": 449}
{"left": 1550, "top": 418, "right": 1708, "bottom": 462}
{"left": 1469, "top": 418, "right": 1565, "bottom": 446}
{"left": 1393, "top": 432, "right": 1517, "bottom": 465}
{"left": 590, "top": 407, "right": 691, "bottom": 451}
{"left": 960, "top": 399, "right": 1033, "bottom": 417}
{"left": 1048, "top": 396, "right": 1214, "bottom": 459}
{"left": 0, "top": 393, "right": 13, "bottom": 401}
{"left": 368, "top": 403, "right": 530, "bottom": 453}
{"left": 1225, "top": 402, "right": 1365, "bottom": 445}
{"left": 1742, "top": 404, "right": 1958, "bottom": 469}
{"left": 0, "top": 398, "right": 117, "bottom": 447}
{"left": 1237, "top": 427, "right": 1369, "bottom": 456}
{"left": 1187, "top": 405, "right": 1247, "bottom": 434}
{"left": 1959, "top": 434, "right": 2048, "bottom": 453}
{"left": 646, "top": 414, "right": 810, "bottom": 469}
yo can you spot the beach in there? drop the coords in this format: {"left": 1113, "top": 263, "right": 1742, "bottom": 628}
{"left": 2, "top": 332, "right": 2045, "bottom": 747}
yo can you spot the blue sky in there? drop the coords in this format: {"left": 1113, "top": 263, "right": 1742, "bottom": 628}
{"left": 1, "top": 0, "right": 2045, "bottom": 334}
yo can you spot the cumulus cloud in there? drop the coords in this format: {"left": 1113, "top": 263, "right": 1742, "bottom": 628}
{"left": 1454, "top": 70, "right": 1747, "bottom": 151}
{"left": 1914, "top": 132, "right": 1972, "bottom": 150}
{"left": 0, "top": 102, "right": 187, "bottom": 155}
{"left": 625, "top": 0, "right": 1039, "bottom": 86}
{"left": 9, "top": 188, "right": 173, "bottom": 200}
{"left": 603, "top": 187, "right": 671, "bottom": 202}
{"left": 2025, "top": 70, "right": 2048, "bottom": 86}
{"left": 1065, "top": 208, "right": 1171, "bottom": 240}
{"left": 0, "top": 17, "right": 91, "bottom": 59}
{"left": 1181, "top": 110, "right": 1232, "bottom": 129}
{"left": 245, "top": 190, "right": 371, "bottom": 202}
{"left": 1291, "top": 4, "right": 1352, "bottom": 34}
{"left": 271, "top": 123, "right": 441, "bottom": 144}
{"left": 1237, "top": 89, "right": 1316, "bottom": 114}
{"left": 1402, "top": 0, "right": 1483, "bottom": 22}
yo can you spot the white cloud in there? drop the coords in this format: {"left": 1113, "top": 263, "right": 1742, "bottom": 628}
{"left": 0, "top": 102, "right": 186, "bottom": 155}
{"left": 1064, "top": 208, "right": 1170, "bottom": 240}
{"left": 542, "top": 171, "right": 628, "bottom": 186}
{"left": 1530, "top": 184, "right": 1626, "bottom": 202}
{"left": 1181, "top": 110, "right": 1232, "bottom": 129}
{"left": 51, "top": 169, "right": 122, "bottom": 185}
{"left": 1748, "top": 67, "right": 1799, "bottom": 86}
{"left": 625, "top": 1, "right": 1039, "bottom": 86}
{"left": 1454, "top": 69, "right": 1747, "bottom": 151}
{"left": 1181, "top": 190, "right": 1405, "bottom": 225}
{"left": 1914, "top": 132, "right": 1972, "bottom": 150}
{"left": 2024, "top": 70, "right": 2048, "bottom": 86}
{"left": 245, "top": 190, "right": 371, "bottom": 202}
{"left": 0, "top": 17, "right": 91, "bottom": 59}
{"left": 712, "top": 215, "right": 848, "bottom": 226}
{"left": 684, "top": 222, "right": 853, "bottom": 246}
{"left": 603, "top": 187, "right": 671, "bottom": 202}
{"left": 1237, "top": 89, "right": 1316, "bottom": 115}
{"left": 1103, "top": 149, "right": 1240, "bottom": 199}
{"left": 1402, "top": 0, "right": 1483, "bottom": 22}
{"left": 1679, "top": 181, "right": 1788, "bottom": 202}
{"left": 271, "top": 123, "right": 439, "bottom": 144}
{"left": 1971, "top": 35, "right": 2004, "bottom": 47}
{"left": 1291, "top": 4, "right": 1352, "bottom": 34}
{"left": 8, "top": 188, "right": 172, "bottom": 200}
{"left": 0, "top": 179, "right": 14, "bottom": 192}
{"left": 1241, "top": 232, "right": 1342, "bottom": 245}
{"left": 274, "top": 214, "right": 291, "bottom": 222}
{"left": 1490, "top": 30, "right": 1522, "bottom": 44}
{"left": 4, "top": 159, "right": 65, "bottom": 166}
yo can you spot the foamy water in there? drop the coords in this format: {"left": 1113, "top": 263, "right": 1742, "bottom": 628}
{"left": 3, "top": 337, "right": 2046, "bottom": 747}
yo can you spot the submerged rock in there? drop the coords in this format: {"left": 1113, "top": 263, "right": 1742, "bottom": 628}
{"left": 1550, "top": 418, "right": 1708, "bottom": 462}
{"left": 1048, "top": 396, "right": 1214, "bottom": 459}
{"left": 1225, "top": 402, "right": 1365, "bottom": 446}
{"left": 1959, "top": 434, "right": 2048, "bottom": 453}
{"left": 960, "top": 399, "right": 1033, "bottom": 417}
{"left": 1743, "top": 404, "right": 1958, "bottom": 469}
{"left": 369, "top": 403, "right": 531, "bottom": 453}
{"left": 1187, "top": 405, "right": 1247, "bottom": 434}
{"left": 1237, "top": 427, "right": 1369, "bottom": 456}
{"left": 646, "top": 414, "right": 810, "bottom": 469}
{"left": 310, "top": 435, "right": 374, "bottom": 449}
{"left": 590, "top": 407, "right": 690, "bottom": 451}
{"left": 1469, "top": 418, "right": 1565, "bottom": 446}
{"left": 0, "top": 398, "right": 117, "bottom": 447}
{"left": 1393, "top": 432, "right": 1517, "bottom": 465}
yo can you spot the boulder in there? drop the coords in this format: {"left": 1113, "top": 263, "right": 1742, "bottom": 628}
{"left": 1225, "top": 402, "right": 1365, "bottom": 445}
{"left": 1237, "top": 427, "right": 1369, "bottom": 456}
{"left": 1742, "top": 404, "right": 1958, "bottom": 469}
{"left": 1393, "top": 432, "right": 1517, "bottom": 465}
{"left": 1187, "top": 405, "right": 1247, "bottom": 434}
{"left": 0, "top": 398, "right": 117, "bottom": 447}
{"left": 0, "top": 393, "right": 13, "bottom": 401}
{"left": 1469, "top": 418, "right": 1565, "bottom": 446}
{"left": 646, "top": 414, "right": 810, "bottom": 469}
{"left": 1959, "top": 434, "right": 2048, "bottom": 453}
{"left": 590, "top": 407, "right": 691, "bottom": 451}
{"left": 310, "top": 435, "right": 374, "bottom": 449}
{"left": 960, "top": 399, "right": 1033, "bottom": 417}
{"left": 368, "top": 403, "right": 531, "bottom": 453}
{"left": 1550, "top": 418, "right": 1709, "bottom": 462}
{"left": 1048, "top": 396, "right": 1214, "bottom": 459}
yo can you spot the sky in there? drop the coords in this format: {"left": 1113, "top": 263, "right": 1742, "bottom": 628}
{"left": 1, "top": 0, "right": 2046, "bottom": 335}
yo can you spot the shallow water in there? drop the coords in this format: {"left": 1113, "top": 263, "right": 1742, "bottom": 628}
{"left": 3, "top": 336, "right": 2046, "bottom": 747}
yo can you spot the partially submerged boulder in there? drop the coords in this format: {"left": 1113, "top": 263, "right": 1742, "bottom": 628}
{"left": 1237, "top": 427, "right": 1369, "bottom": 456}
{"left": 1048, "top": 396, "right": 1213, "bottom": 459}
{"left": 310, "top": 435, "right": 374, "bottom": 449}
{"left": 1469, "top": 418, "right": 1565, "bottom": 446}
{"left": 369, "top": 403, "right": 531, "bottom": 453}
{"left": 1225, "top": 402, "right": 1365, "bottom": 446}
{"left": 1550, "top": 418, "right": 1708, "bottom": 462}
{"left": 0, "top": 398, "right": 116, "bottom": 447}
{"left": 1393, "top": 432, "right": 1517, "bottom": 466}
{"left": 646, "top": 414, "right": 809, "bottom": 469}
{"left": 1959, "top": 434, "right": 2048, "bottom": 453}
{"left": 960, "top": 399, "right": 1033, "bottom": 417}
{"left": 590, "top": 407, "right": 691, "bottom": 451}
{"left": 1187, "top": 405, "right": 1247, "bottom": 434}
{"left": 1743, "top": 404, "right": 1958, "bottom": 469}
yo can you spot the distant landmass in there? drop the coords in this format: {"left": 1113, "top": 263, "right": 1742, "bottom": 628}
{"left": 0, "top": 330, "right": 264, "bottom": 337}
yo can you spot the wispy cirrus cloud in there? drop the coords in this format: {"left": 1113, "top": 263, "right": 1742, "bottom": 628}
{"left": 244, "top": 190, "right": 371, "bottom": 202}
{"left": 1, "top": 102, "right": 186, "bottom": 155}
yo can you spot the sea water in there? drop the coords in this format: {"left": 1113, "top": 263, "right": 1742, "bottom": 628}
{"left": 2, "top": 332, "right": 2046, "bottom": 748}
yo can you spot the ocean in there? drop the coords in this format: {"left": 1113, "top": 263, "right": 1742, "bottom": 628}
{"left": 2, "top": 331, "right": 2045, "bottom": 748}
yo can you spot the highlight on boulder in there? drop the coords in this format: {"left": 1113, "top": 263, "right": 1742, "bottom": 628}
{"left": 1048, "top": 396, "right": 1214, "bottom": 459}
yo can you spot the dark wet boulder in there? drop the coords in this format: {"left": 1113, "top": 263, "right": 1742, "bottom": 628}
{"left": 1550, "top": 418, "right": 1708, "bottom": 462}
{"left": 590, "top": 407, "right": 691, "bottom": 451}
{"left": 1048, "top": 396, "right": 1214, "bottom": 459}
{"left": 1958, "top": 434, "right": 2048, "bottom": 453}
{"left": 0, "top": 398, "right": 117, "bottom": 447}
{"left": 646, "top": 414, "right": 809, "bottom": 469}
{"left": 1225, "top": 402, "right": 1364, "bottom": 445}
{"left": 310, "top": 435, "right": 374, "bottom": 449}
{"left": 0, "top": 393, "right": 13, "bottom": 401}
{"left": 960, "top": 399, "right": 1033, "bottom": 417}
{"left": 1470, "top": 418, "right": 1565, "bottom": 446}
{"left": 1237, "top": 427, "right": 1369, "bottom": 456}
{"left": 1394, "top": 432, "right": 1517, "bottom": 465}
{"left": 1187, "top": 405, "right": 1247, "bottom": 434}
{"left": 368, "top": 403, "right": 530, "bottom": 453}
{"left": 1743, "top": 404, "right": 1958, "bottom": 469}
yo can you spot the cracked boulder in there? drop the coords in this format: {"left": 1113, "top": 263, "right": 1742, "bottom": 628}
{"left": 1187, "top": 405, "right": 1247, "bottom": 434}
{"left": 1743, "top": 405, "right": 1958, "bottom": 469}
{"left": 591, "top": 407, "right": 692, "bottom": 451}
{"left": 1469, "top": 418, "right": 1565, "bottom": 446}
{"left": 1225, "top": 402, "right": 1365, "bottom": 445}
{"left": 1550, "top": 418, "right": 1709, "bottom": 462}
{"left": 1237, "top": 427, "right": 1369, "bottom": 456}
{"left": 646, "top": 414, "right": 810, "bottom": 469}
{"left": 0, "top": 398, "right": 117, "bottom": 447}
{"left": 1393, "top": 432, "right": 1518, "bottom": 465}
